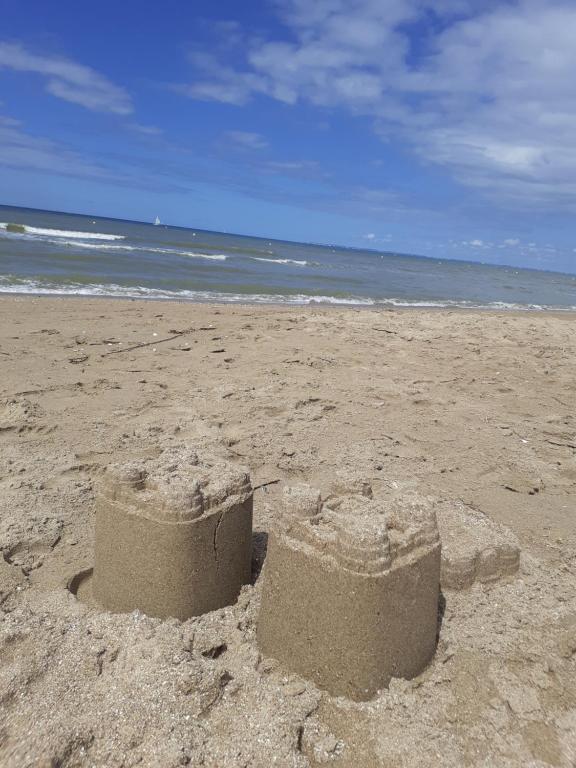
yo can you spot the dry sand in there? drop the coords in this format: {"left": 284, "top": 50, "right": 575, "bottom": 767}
{"left": 0, "top": 295, "right": 575, "bottom": 767}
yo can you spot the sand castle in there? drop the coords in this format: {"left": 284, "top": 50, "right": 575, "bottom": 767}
{"left": 88, "top": 438, "right": 518, "bottom": 701}
{"left": 92, "top": 445, "right": 253, "bottom": 620}
{"left": 257, "top": 485, "right": 441, "bottom": 701}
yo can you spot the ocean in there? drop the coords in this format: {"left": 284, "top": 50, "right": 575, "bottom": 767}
{"left": 1, "top": 205, "right": 575, "bottom": 310}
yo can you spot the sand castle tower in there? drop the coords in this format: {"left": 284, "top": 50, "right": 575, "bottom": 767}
{"left": 92, "top": 446, "right": 253, "bottom": 620}
{"left": 257, "top": 486, "right": 441, "bottom": 701}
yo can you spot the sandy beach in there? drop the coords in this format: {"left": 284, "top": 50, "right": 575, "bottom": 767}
{"left": 1, "top": 295, "right": 576, "bottom": 767}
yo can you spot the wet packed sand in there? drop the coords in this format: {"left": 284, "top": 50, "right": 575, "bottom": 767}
{"left": 1, "top": 295, "right": 576, "bottom": 767}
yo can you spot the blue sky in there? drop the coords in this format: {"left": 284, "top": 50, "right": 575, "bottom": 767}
{"left": 1, "top": 0, "right": 576, "bottom": 273}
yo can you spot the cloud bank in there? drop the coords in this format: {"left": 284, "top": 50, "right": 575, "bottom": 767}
{"left": 185, "top": 0, "right": 576, "bottom": 209}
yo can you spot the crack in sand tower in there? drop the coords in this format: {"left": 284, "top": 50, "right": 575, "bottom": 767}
{"left": 257, "top": 486, "right": 441, "bottom": 701}
{"left": 212, "top": 509, "right": 226, "bottom": 572}
{"left": 92, "top": 446, "right": 253, "bottom": 620}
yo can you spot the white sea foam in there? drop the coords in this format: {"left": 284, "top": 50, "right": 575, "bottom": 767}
{"left": 0, "top": 223, "right": 124, "bottom": 240}
{"left": 181, "top": 252, "right": 227, "bottom": 261}
{"left": 48, "top": 240, "right": 227, "bottom": 261}
{"left": 55, "top": 240, "right": 136, "bottom": 251}
{"left": 0, "top": 278, "right": 573, "bottom": 311}
{"left": 0, "top": 278, "right": 373, "bottom": 305}
{"left": 379, "top": 298, "right": 549, "bottom": 311}
{"left": 251, "top": 257, "right": 308, "bottom": 266}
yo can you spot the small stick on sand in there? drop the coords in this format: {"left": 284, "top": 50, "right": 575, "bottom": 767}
{"left": 253, "top": 479, "right": 281, "bottom": 491}
{"left": 100, "top": 328, "right": 196, "bottom": 356}
{"left": 545, "top": 439, "right": 576, "bottom": 449}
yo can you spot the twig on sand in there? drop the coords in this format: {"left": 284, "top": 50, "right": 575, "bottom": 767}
{"left": 100, "top": 327, "right": 196, "bottom": 356}
{"left": 89, "top": 338, "right": 122, "bottom": 346}
{"left": 545, "top": 438, "right": 576, "bottom": 449}
{"left": 253, "top": 479, "right": 281, "bottom": 491}
{"left": 373, "top": 327, "right": 397, "bottom": 334}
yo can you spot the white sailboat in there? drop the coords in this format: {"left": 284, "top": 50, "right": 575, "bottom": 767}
{"left": 154, "top": 215, "right": 161, "bottom": 226}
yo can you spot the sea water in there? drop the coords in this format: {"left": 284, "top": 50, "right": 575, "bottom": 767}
{"left": 1, "top": 205, "right": 575, "bottom": 310}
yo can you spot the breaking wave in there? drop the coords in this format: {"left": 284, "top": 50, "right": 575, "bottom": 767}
{"left": 251, "top": 257, "right": 308, "bottom": 266}
{"left": 0, "top": 277, "right": 374, "bottom": 305}
{"left": 1, "top": 276, "right": 573, "bottom": 310}
{"left": 0, "top": 223, "right": 124, "bottom": 240}
{"left": 45, "top": 240, "right": 228, "bottom": 261}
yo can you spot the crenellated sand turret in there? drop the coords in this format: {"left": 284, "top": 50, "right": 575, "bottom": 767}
{"left": 258, "top": 485, "right": 441, "bottom": 701}
{"left": 93, "top": 445, "right": 253, "bottom": 620}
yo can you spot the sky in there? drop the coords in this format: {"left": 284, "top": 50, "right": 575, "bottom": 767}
{"left": 1, "top": 0, "right": 576, "bottom": 273}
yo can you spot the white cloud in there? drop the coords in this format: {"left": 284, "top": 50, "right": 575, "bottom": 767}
{"left": 224, "top": 130, "right": 268, "bottom": 150}
{"left": 182, "top": 52, "right": 265, "bottom": 105}
{"left": 469, "top": 239, "right": 484, "bottom": 247}
{"left": 0, "top": 113, "right": 110, "bottom": 177}
{"left": 0, "top": 112, "right": 201, "bottom": 195}
{"left": 183, "top": 80, "right": 252, "bottom": 106}
{"left": 503, "top": 238, "right": 520, "bottom": 246}
{"left": 128, "top": 123, "right": 163, "bottom": 136}
{"left": 362, "top": 232, "right": 376, "bottom": 240}
{"left": 183, "top": 1, "right": 576, "bottom": 209}
{"left": 0, "top": 42, "right": 132, "bottom": 114}
{"left": 263, "top": 160, "right": 321, "bottom": 176}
